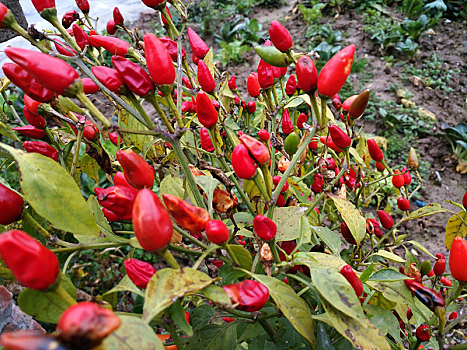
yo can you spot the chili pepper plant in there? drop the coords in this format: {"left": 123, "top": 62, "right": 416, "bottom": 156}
{"left": 0, "top": 1, "right": 466, "bottom": 349}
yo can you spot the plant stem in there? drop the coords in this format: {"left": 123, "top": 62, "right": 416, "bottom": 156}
{"left": 49, "top": 16, "right": 81, "bottom": 53}
{"left": 165, "top": 94, "right": 184, "bottom": 129}
{"left": 127, "top": 93, "right": 155, "bottom": 129}
{"left": 52, "top": 242, "right": 125, "bottom": 253}
{"left": 174, "top": 225, "right": 208, "bottom": 249}
{"left": 158, "top": 249, "right": 181, "bottom": 269}
{"left": 145, "top": 94, "right": 175, "bottom": 133}
{"left": 225, "top": 244, "right": 240, "bottom": 265}
{"left": 54, "top": 283, "right": 77, "bottom": 306}
{"left": 70, "top": 124, "right": 83, "bottom": 178}
{"left": 10, "top": 22, "right": 48, "bottom": 53}
{"left": 75, "top": 91, "right": 111, "bottom": 128}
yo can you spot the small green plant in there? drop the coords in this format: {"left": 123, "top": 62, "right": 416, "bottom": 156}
{"left": 217, "top": 41, "right": 250, "bottom": 65}
{"left": 298, "top": 3, "right": 327, "bottom": 24}
{"left": 436, "top": 123, "right": 467, "bottom": 171}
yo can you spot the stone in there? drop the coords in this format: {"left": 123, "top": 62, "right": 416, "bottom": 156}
{"left": 0, "top": 1, "right": 28, "bottom": 43}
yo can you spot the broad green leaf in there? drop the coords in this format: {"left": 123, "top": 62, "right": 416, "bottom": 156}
{"left": 284, "top": 96, "right": 305, "bottom": 109}
{"left": 169, "top": 300, "right": 193, "bottom": 336}
{"left": 87, "top": 195, "right": 128, "bottom": 244}
{"left": 365, "top": 304, "right": 402, "bottom": 345}
{"left": 368, "top": 268, "right": 408, "bottom": 282}
{"left": 311, "top": 226, "right": 341, "bottom": 255}
{"left": 104, "top": 315, "right": 164, "bottom": 350}
{"left": 371, "top": 250, "right": 406, "bottom": 263}
{"left": 402, "top": 203, "right": 448, "bottom": 222}
{"left": 310, "top": 267, "right": 366, "bottom": 324}
{"left": 195, "top": 176, "right": 220, "bottom": 213}
{"left": 190, "top": 304, "right": 216, "bottom": 332}
{"left": 218, "top": 264, "right": 246, "bottom": 285}
{"left": 159, "top": 175, "right": 185, "bottom": 199}
{"left": 444, "top": 211, "right": 467, "bottom": 249}
{"left": 143, "top": 268, "right": 214, "bottom": 322}
{"left": 186, "top": 323, "right": 237, "bottom": 350}
{"left": 233, "top": 212, "right": 254, "bottom": 223}
{"left": 0, "top": 121, "right": 20, "bottom": 141}
{"left": 79, "top": 154, "right": 100, "bottom": 183}
{"left": 200, "top": 284, "right": 232, "bottom": 306}
{"left": 293, "top": 252, "right": 346, "bottom": 271}
{"left": 274, "top": 206, "right": 307, "bottom": 241}
{"left": 349, "top": 147, "right": 365, "bottom": 167}
{"left": 103, "top": 275, "right": 145, "bottom": 298}
{"left": 228, "top": 245, "right": 252, "bottom": 270}
{"left": 219, "top": 78, "right": 234, "bottom": 111}
{"left": 328, "top": 193, "right": 366, "bottom": 245}
{"left": 18, "top": 274, "right": 76, "bottom": 324}
{"left": 315, "top": 299, "right": 390, "bottom": 350}
{"left": 252, "top": 274, "right": 315, "bottom": 346}
{"left": 407, "top": 240, "right": 435, "bottom": 258}
{"left": 296, "top": 216, "right": 312, "bottom": 250}
{"left": 0, "top": 143, "right": 100, "bottom": 239}
{"left": 360, "top": 263, "right": 375, "bottom": 283}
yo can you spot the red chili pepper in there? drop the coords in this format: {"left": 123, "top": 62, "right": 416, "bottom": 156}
{"left": 23, "top": 105, "right": 45, "bottom": 129}
{"left": 329, "top": 125, "right": 351, "bottom": 149}
{"left": 212, "top": 259, "right": 223, "bottom": 268}
{"left": 106, "top": 20, "right": 116, "bottom": 35}
{"left": 114, "top": 171, "right": 131, "bottom": 187}
{"left": 108, "top": 132, "right": 122, "bottom": 147}
{"left": 366, "top": 218, "right": 382, "bottom": 238}
{"left": 200, "top": 127, "right": 214, "bottom": 152}
{"left": 24, "top": 95, "right": 42, "bottom": 114}
{"left": 257, "top": 59, "right": 274, "bottom": 89}
{"left": 340, "top": 265, "right": 363, "bottom": 296}
{"left": 0, "top": 183, "right": 23, "bottom": 226}
{"left": 228, "top": 75, "right": 237, "bottom": 90}
{"left": 62, "top": 10, "right": 79, "bottom": 29}
{"left": 296, "top": 56, "right": 318, "bottom": 92}
{"left": 231, "top": 144, "right": 256, "bottom": 180}
{"left": 205, "top": 220, "right": 229, "bottom": 245}
{"left": 57, "top": 302, "right": 121, "bottom": 348}
{"left": 197, "top": 60, "right": 216, "bottom": 93}
{"left": 377, "top": 210, "right": 394, "bottom": 229}
{"left": 348, "top": 89, "right": 370, "bottom": 119}
{"left": 81, "top": 78, "right": 99, "bottom": 94}
{"left": 276, "top": 194, "right": 286, "bottom": 207}
{"left": 223, "top": 280, "right": 269, "bottom": 312}
{"left": 116, "top": 150, "right": 155, "bottom": 189}
{"left": 397, "top": 197, "right": 410, "bottom": 211}
{"left": 285, "top": 74, "right": 297, "bottom": 96}
{"left": 449, "top": 312, "right": 457, "bottom": 320}
{"left": 343, "top": 167, "right": 358, "bottom": 189}
{"left": 440, "top": 276, "right": 452, "bottom": 287}
{"left": 31, "top": 0, "right": 55, "bottom": 13}
{"left": 162, "top": 194, "right": 210, "bottom": 234}
{"left": 317, "top": 45, "right": 355, "bottom": 98}
{"left": 449, "top": 237, "right": 467, "bottom": 282}
{"left": 433, "top": 254, "right": 446, "bottom": 278}
{"left": 5, "top": 48, "right": 79, "bottom": 96}
{"left": 318, "top": 157, "right": 337, "bottom": 170}
{"left": 367, "top": 139, "right": 384, "bottom": 162}
{"left": 308, "top": 140, "right": 318, "bottom": 150}
{"left": 268, "top": 20, "right": 293, "bottom": 52}
{"left": 463, "top": 190, "right": 467, "bottom": 209}
{"left": 311, "top": 173, "right": 324, "bottom": 193}
{"left": 404, "top": 279, "right": 445, "bottom": 310}
{"left": 392, "top": 169, "right": 405, "bottom": 189}
{"left": 401, "top": 166, "right": 411, "bottom": 186}
{"left": 133, "top": 189, "right": 173, "bottom": 252}
{"left": 258, "top": 129, "right": 269, "bottom": 142}
{"left": 415, "top": 325, "right": 431, "bottom": 342}
{"left": 196, "top": 91, "right": 218, "bottom": 128}
{"left": 246, "top": 101, "right": 256, "bottom": 114}
{"left": 142, "top": 0, "right": 167, "bottom": 10}
{"left": 89, "top": 35, "right": 131, "bottom": 56}
{"left": 239, "top": 133, "right": 270, "bottom": 165}
{"left": 253, "top": 215, "right": 277, "bottom": 242}
{"left": 24, "top": 141, "right": 59, "bottom": 161}
{"left": 182, "top": 100, "right": 196, "bottom": 114}
{"left": 375, "top": 161, "right": 385, "bottom": 171}
{"left": 187, "top": 27, "right": 209, "bottom": 59}
{"left": 281, "top": 109, "right": 293, "bottom": 134}
{"left": 296, "top": 113, "right": 307, "bottom": 128}
{"left": 182, "top": 76, "right": 192, "bottom": 89}
{"left": 144, "top": 34, "right": 176, "bottom": 89}
{"left": 13, "top": 125, "right": 46, "bottom": 139}
{"left": 54, "top": 39, "right": 77, "bottom": 56}
{"left": 2, "top": 63, "right": 55, "bottom": 102}
{"left": 75, "top": 0, "right": 90, "bottom": 13}
{"left": 70, "top": 114, "right": 99, "bottom": 141}
{"left": 95, "top": 185, "right": 138, "bottom": 221}
{"left": 319, "top": 136, "right": 343, "bottom": 153}
{"left": 331, "top": 93, "right": 342, "bottom": 110}
{"left": 91, "top": 66, "right": 124, "bottom": 93}
{"left": 340, "top": 221, "right": 356, "bottom": 245}
{"left": 0, "top": 4, "right": 12, "bottom": 29}
{"left": 160, "top": 36, "right": 186, "bottom": 62}
{"left": 113, "top": 7, "right": 124, "bottom": 26}
{"left": 273, "top": 176, "right": 288, "bottom": 193}
{"left": 0, "top": 230, "right": 59, "bottom": 290}
{"left": 342, "top": 95, "right": 357, "bottom": 111}
{"left": 124, "top": 258, "right": 156, "bottom": 289}
{"left": 112, "top": 56, "right": 154, "bottom": 97}
{"left": 247, "top": 72, "right": 261, "bottom": 98}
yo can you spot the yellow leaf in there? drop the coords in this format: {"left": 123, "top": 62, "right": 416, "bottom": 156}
{"left": 445, "top": 211, "right": 467, "bottom": 250}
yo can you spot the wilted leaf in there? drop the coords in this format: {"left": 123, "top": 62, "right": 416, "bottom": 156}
{"left": 274, "top": 206, "right": 307, "bottom": 241}
{"left": 328, "top": 193, "right": 366, "bottom": 245}
{"left": 444, "top": 211, "right": 467, "bottom": 249}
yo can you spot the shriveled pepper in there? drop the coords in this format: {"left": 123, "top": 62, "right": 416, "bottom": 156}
{"left": 329, "top": 125, "right": 351, "bottom": 149}
{"left": 91, "top": 66, "right": 124, "bottom": 93}
{"left": 296, "top": 55, "right": 318, "bottom": 92}
{"left": 197, "top": 59, "right": 216, "bottom": 93}
{"left": 0, "top": 230, "right": 59, "bottom": 290}
{"left": 415, "top": 325, "right": 431, "bottom": 342}
{"left": 2, "top": 63, "right": 55, "bottom": 102}
{"left": 239, "top": 133, "right": 270, "bottom": 165}
{"left": 61, "top": 10, "right": 78, "bottom": 29}
{"left": 404, "top": 279, "right": 446, "bottom": 311}
{"left": 232, "top": 144, "right": 256, "bottom": 180}
{"left": 340, "top": 221, "right": 356, "bottom": 245}
{"left": 285, "top": 74, "right": 297, "bottom": 96}
{"left": 247, "top": 72, "right": 261, "bottom": 98}
{"left": 268, "top": 20, "right": 293, "bottom": 52}
{"left": 212, "top": 189, "right": 237, "bottom": 213}
{"left": 13, "top": 125, "right": 46, "bottom": 139}
{"left": 112, "top": 56, "right": 155, "bottom": 97}
{"left": 0, "top": 183, "right": 24, "bottom": 226}
{"left": 132, "top": 189, "right": 173, "bottom": 252}
{"left": 449, "top": 237, "right": 467, "bottom": 282}
{"left": 253, "top": 215, "right": 277, "bottom": 242}
{"left": 162, "top": 194, "right": 210, "bottom": 234}
{"left": 124, "top": 258, "right": 156, "bottom": 289}
{"left": 5, "top": 48, "right": 79, "bottom": 96}
{"left": 144, "top": 34, "right": 175, "bottom": 90}
{"left": 317, "top": 45, "right": 356, "bottom": 98}
{"left": 340, "top": 265, "right": 363, "bottom": 296}
{"left": 205, "top": 220, "right": 229, "bottom": 245}
{"left": 257, "top": 59, "right": 274, "bottom": 90}
{"left": 24, "top": 141, "right": 59, "bottom": 161}
{"left": 116, "top": 149, "right": 155, "bottom": 189}
{"left": 408, "top": 147, "right": 419, "bottom": 169}
{"left": 94, "top": 185, "right": 138, "bottom": 221}
{"left": 223, "top": 280, "right": 269, "bottom": 312}
{"left": 89, "top": 35, "right": 131, "bottom": 57}
{"left": 281, "top": 109, "right": 293, "bottom": 134}
{"left": 188, "top": 27, "right": 209, "bottom": 59}
{"left": 57, "top": 302, "right": 121, "bottom": 349}
{"left": 200, "top": 127, "right": 214, "bottom": 152}
{"left": 311, "top": 173, "right": 324, "bottom": 193}
{"left": 196, "top": 91, "right": 218, "bottom": 128}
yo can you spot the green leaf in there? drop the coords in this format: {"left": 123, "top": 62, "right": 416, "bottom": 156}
{"left": 371, "top": 250, "right": 406, "bottom": 263}
{"left": 18, "top": 274, "right": 77, "bottom": 324}
{"left": 368, "top": 268, "right": 408, "bottom": 282}
{"left": 274, "top": 206, "right": 307, "bottom": 242}
{"left": 103, "top": 274, "right": 145, "bottom": 298}
{"left": 200, "top": 284, "right": 232, "bottom": 306}
{"left": 328, "top": 193, "right": 366, "bottom": 245}
{"left": 0, "top": 121, "right": 20, "bottom": 141}
{"left": 293, "top": 252, "right": 346, "bottom": 271}
{"left": 233, "top": 212, "right": 254, "bottom": 223}
{"left": 228, "top": 245, "right": 252, "bottom": 270}
{"left": 444, "top": 211, "right": 467, "bottom": 250}
{"left": 311, "top": 226, "right": 341, "bottom": 255}
{"left": 251, "top": 274, "right": 315, "bottom": 346}
{"left": 219, "top": 264, "right": 246, "bottom": 285}
{"left": 0, "top": 266, "right": 13, "bottom": 279}
{"left": 0, "top": 143, "right": 100, "bottom": 240}
{"left": 104, "top": 315, "right": 164, "bottom": 350}
{"left": 296, "top": 216, "right": 312, "bottom": 251}
{"left": 186, "top": 323, "right": 237, "bottom": 350}
{"left": 360, "top": 263, "right": 375, "bottom": 283}
{"left": 402, "top": 203, "right": 448, "bottom": 222}
{"left": 143, "top": 268, "right": 214, "bottom": 322}
{"left": 284, "top": 96, "right": 305, "bottom": 109}
{"left": 78, "top": 154, "right": 100, "bottom": 183}
{"left": 407, "top": 240, "right": 435, "bottom": 258}
{"left": 195, "top": 176, "right": 220, "bottom": 213}
{"left": 190, "top": 304, "right": 216, "bottom": 332}
{"left": 159, "top": 175, "right": 185, "bottom": 199}
{"left": 169, "top": 299, "right": 193, "bottom": 336}
{"left": 365, "top": 304, "right": 402, "bottom": 345}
